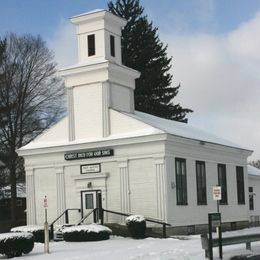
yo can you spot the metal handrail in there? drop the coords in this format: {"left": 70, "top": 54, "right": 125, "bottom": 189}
{"left": 50, "top": 208, "right": 81, "bottom": 237}
{"left": 75, "top": 207, "right": 171, "bottom": 238}
{"left": 77, "top": 208, "right": 97, "bottom": 225}
{"left": 103, "top": 209, "right": 171, "bottom": 226}
{"left": 102, "top": 208, "right": 170, "bottom": 238}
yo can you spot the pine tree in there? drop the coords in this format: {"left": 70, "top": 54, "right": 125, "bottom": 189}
{"left": 108, "top": 0, "right": 192, "bottom": 122}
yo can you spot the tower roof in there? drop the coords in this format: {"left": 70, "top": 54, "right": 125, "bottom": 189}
{"left": 70, "top": 9, "right": 127, "bottom": 28}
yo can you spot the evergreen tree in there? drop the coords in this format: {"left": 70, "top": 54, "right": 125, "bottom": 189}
{"left": 108, "top": 0, "right": 192, "bottom": 122}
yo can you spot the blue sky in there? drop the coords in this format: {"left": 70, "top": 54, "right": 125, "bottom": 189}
{"left": 1, "top": 0, "right": 260, "bottom": 38}
{"left": 1, "top": 1, "right": 260, "bottom": 160}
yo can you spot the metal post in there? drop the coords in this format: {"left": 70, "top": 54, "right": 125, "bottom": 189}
{"left": 93, "top": 208, "right": 97, "bottom": 223}
{"left": 208, "top": 214, "right": 213, "bottom": 260}
{"left": 50, "top": 224, "right": 54, "bottom": 239}
{"left": 163, "top": 223, "right": 166, "bottom": 238}
{"left": 100, "top": 208, "right": 104, "bottom": 225}
{"left": 217, "top": 200, "right": 219, "bottom": 213}
{"left": 219, "top": 215, "right": 223, "bottom": 259}
{"left": 65, "top": 210, "right": 69, "bottom": 224}
{"left": 44, "top": 208, "right": 49, "bottom": 254}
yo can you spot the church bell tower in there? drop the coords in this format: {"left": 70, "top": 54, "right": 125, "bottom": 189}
{"left": 59, "top": 10, "right": 140, "bottom": 141}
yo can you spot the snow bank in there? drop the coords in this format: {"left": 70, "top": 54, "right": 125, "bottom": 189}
{"left": 0, "top": 232, "right": 33, "bottom": 242}
{"left": 62, "top": 224, "right": 112, "bottom": 234}
{"left": 11, "top": 225, "right": 43, "bottom": 232}
{"left": 126, "top": 215, "right": 145, "bottom": 223}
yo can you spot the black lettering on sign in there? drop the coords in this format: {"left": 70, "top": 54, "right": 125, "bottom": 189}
{"left": 64, "top": 149, "right": 114, "bottom": 161}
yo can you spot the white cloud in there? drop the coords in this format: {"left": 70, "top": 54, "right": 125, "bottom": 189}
{"left": 165, "top": 12, "right": 260, "bottom": 160}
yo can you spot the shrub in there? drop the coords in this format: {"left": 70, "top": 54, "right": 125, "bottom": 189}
{"left": 62, "top": 224, "right": 112, "bottom": 242}
{"left": 0, "top": 232, "right": 34, "bottom": 258}
{"left": 11, "top": 225, "right": 52, "bottom": 243}
{"left": 126, "top": 215, "right": 146, "bottom": 239}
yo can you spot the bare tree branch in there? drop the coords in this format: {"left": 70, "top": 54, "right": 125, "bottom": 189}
{"left": 0, "top": 33, "right": 65, "bottom": 222}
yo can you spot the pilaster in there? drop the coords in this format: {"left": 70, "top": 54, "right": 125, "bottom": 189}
{"left": 56, "top": 167, "right": 66, "bottom": 224}
{"left": 118, "top": 160, "right": 130, "bottom": 214}
{"left": 67, "top": 87, "right": 75, "bottom": 141}
{"left": 102, "top": 81, "right": 111, "bottom": 137}
{"left": 25, "top": 168, "right": 36, "bottom": 224}
{"left": 155, "top": 158, "right": 167, "bottom": 221}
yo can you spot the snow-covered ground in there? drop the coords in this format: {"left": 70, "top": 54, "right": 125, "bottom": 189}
{"left": 2, "top": 228, "right": 260, "bottom": 259}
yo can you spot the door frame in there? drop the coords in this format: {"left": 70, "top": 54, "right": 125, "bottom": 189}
{"left": 80, "top": 189, "right": 102, "bottom": 219}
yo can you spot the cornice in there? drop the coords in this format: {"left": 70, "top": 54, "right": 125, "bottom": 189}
{"left": 18, "top": 133, "right": 167, "bottom": 157}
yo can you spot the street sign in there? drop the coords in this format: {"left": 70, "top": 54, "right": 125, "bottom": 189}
{"left": 213, "top": 186, "right": 222, "bottom": 201}
{"left": 43, "top": 196, "right": 48, "bottom": 208}
{"left": 211, "top": 213, "right": 221, "bottom": 228}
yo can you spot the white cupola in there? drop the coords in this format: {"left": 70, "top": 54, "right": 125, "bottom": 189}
{"left": 70, "top": 9, "right": 125, "bottom": 65}
{"left": 59, "top": 9, "right": 140, "bottom": 141}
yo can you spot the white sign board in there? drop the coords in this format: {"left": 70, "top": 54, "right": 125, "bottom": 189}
{"left": 213, "top": 186, "right": 222, "bottom": 201}
{"left": 81, "top": 164, "right": 101, "bottom": 174}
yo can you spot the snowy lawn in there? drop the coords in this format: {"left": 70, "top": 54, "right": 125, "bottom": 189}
{"left": 2, "top": 228, "right": 260, "bottom": 259}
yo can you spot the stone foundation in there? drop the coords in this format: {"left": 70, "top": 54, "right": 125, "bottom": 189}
{"left": 149, "top": 221, "right": 249, "bottom": 237}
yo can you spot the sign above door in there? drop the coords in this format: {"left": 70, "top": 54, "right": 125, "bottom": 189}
{"left": 81, "top": 163, "right": 101, "bottom": 174}
{"left": 64, "top": 149, "right": 114, "bottom": 161}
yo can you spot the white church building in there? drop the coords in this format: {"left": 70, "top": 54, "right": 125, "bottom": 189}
{"left": 18, "top": 9, "right": 254, "bottom": 234}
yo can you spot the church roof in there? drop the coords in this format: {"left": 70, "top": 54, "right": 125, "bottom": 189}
{"left": 248, "top": 165, "right": 260, "bottom": 177}
{"left": 127, "top": 111, "right": 251, "bottom": 151}
{"left": 18, "top": 109, "right": 251, "bottom": 153}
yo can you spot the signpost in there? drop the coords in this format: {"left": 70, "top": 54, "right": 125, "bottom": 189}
{"left": 43, "top": 196, "right": 49, "bottom": 254}
{"left": 210, "top": 186, "right": 222, "bottom": 259}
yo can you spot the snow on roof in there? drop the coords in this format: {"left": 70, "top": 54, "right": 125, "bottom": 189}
{"left": 128, "top": 111, "right": 250, "bottom": 151}
{"left": 18, "top": 109, "right": 251, "bottom": 153}
{"left": 70, "top": 9, "right": 105, "bottom": 19}
{"left": 59, "top": 59, "right": 108, "bottom": 72}
{"left": 248, "top": 165, "right": 260, "bottom": 177}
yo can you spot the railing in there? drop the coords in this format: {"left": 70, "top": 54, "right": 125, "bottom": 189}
{"left": 103, "top": 209, "right": 171, "bottom": 238}
{"left": 250, "top": 215, "right": 260, "bottom": 227}
{"left": 78, "top": 207, "right": 170, "bottom": 238}
{"left": 77, "top": 208, "right": 97, "bottom": 225}
{"left": 50, "top": 208, "right": 81, "bottom": 237}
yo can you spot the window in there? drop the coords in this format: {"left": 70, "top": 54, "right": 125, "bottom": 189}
{"left": 175, "top": 158, "right": 188, "bottom": 205}
{"left": 88, "top": 34, "right": 95, "bottom": 56}
{"left": 85, "top": 194, "right": 94, "bottom": 209}
{"left": 196, "top": 161, "right": 207, "bottom": 205}
{"left": 249, "top": 187, "right": 254, "bottom": 210}
{"left": 110, "top": 35, "right": 115, "bottom": 57}
{"left": 236, "top": 166, "right": 245, "bottom": 204}
{"left": 218, "top": 164, "right": 228, "bottom": 204}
